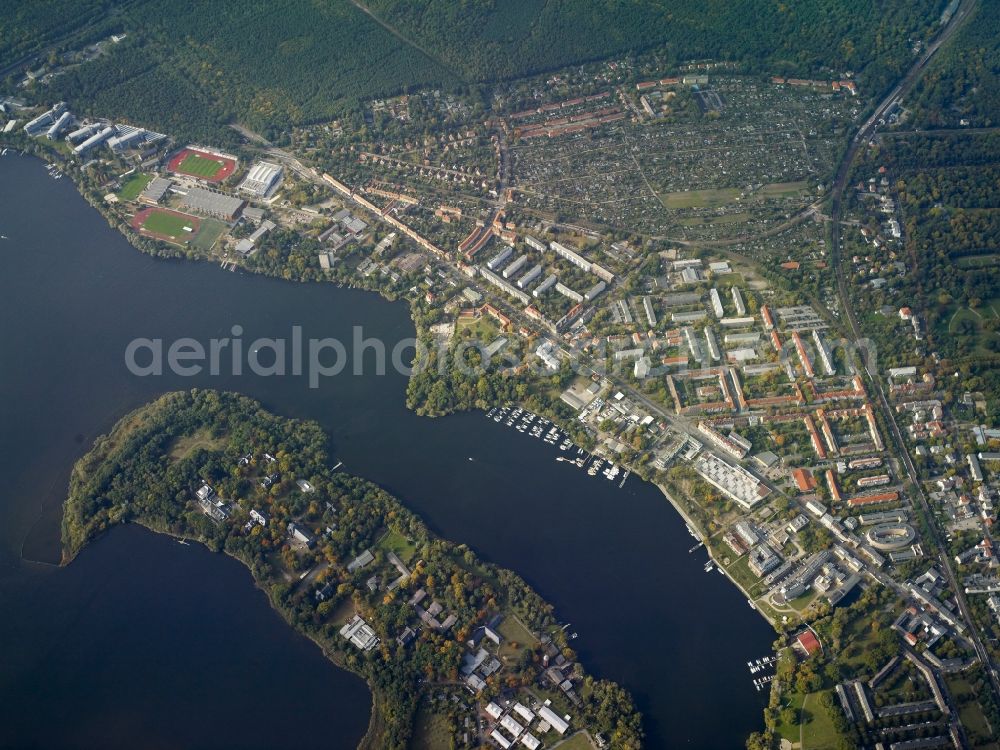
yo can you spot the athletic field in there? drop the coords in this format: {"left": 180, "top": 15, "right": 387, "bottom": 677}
{"left": 131, "top": 207, "right": 201, "bottom": 244}
{"left": 167, "top": 147, "right": 237, "bottom": 183}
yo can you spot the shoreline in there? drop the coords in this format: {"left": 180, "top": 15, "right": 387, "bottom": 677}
{"left": 58, "top": 390, "right": 646, "bottom": 748}
{"left": 14, "top": 143, "right": 771, "bottom": 746}
{"left": 59, "top": 463, "right": 385, "bottom": 749}
{"left": 657, "top": 482, "right": 778, "bottom": 630}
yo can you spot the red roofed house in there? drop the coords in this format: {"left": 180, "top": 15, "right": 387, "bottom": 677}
{"left": 792, "top": 468, "right": 817, "bottom": 493}
{"left": 795, "top": 629, "right": 822, "bottom": 657}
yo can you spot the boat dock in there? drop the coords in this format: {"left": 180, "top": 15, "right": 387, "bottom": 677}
{"left": 486, "top": 406, "right": 629, "bottom": 489}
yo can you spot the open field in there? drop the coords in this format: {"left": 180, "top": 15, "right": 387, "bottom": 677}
{"left": 946, "top": 675, "right": 1000, "bottom": 749}
{"left": 167, "top": 428, "right": 226, "bottom": 462}
{"left": 117, "top": 172, "right": 151, "bottom": 201}
{"left": 550, "top": 732, "right": 595, "bottom": 750}
{"left": 762, "top": 181, "right": 810, "bottom": 197}
{"left": 190, "top": 218, "right": 227, "bottom": 253}
{"left": 663, "top": 188, "right": 741, "bottom": 209}
{"left": 409, "top": 702, "right": 452, "bottom": 750}
{"left": 800, "top": 691, "right": 842, "bottom": 750}
{"left": 377, "top": 528, "right": 417, "bottom": 564}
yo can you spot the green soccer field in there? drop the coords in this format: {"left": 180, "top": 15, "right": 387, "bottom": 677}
{"left": 177, "top": 153, "right": 224, "bottom": 178}
{"left": 142, "top": 211, "right": 197, "bottom": 238}
{"left": 117, "top": 173, "right": 151, "bottom": 201}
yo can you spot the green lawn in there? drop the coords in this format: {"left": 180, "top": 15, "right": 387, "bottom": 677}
{"left": 177, "top": 152, "right": 225, "bottom": 178}
{"left": 550, "top": 732, "right": 595, "bottom": 750}
{"left": 946, "top": 676, "right": 1000, "bottom": 749}
{"left": 762, "top": 181, "right": 809, "bottom": 197}
{"left": 118, "top": 172, "right": 151, "bottom": 201}
{"left": 191, "top": 218, "right": 227, "bottom": 253}
{"left": 497, "top": 614, "right": 537, "bottom": 646}
{"left": 723, "top": 553, "right": 767, "bottom": 598}
{"left": 377, "top": 528, "right": 417, "bottom": 564}
{"left": 142, "top": 210, "right": 198, "bottom": 238}
{"left": 409, "top": 703, "right": 453, "bottom": 750}
{"left": 954, "top": 253, "right": 1000, "bottom": 269}
{"left": 497, "top": 614, "right": 538, "bottom": 661}
{"left": 800, "top": 691, "right": 842, "bottom": 750}
{"left": 774, "top": 690, "right": 805, "bottom": 743}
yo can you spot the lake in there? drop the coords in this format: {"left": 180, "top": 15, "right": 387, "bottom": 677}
{"left": 0, "top": 153, "right": 774, "bottom": 748}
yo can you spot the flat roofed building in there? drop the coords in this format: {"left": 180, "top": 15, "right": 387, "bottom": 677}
{"left": 550, "top": 240, "right": 591, "bottom": 272}
{"left": 500, "top": 715, "right": 524, "bottom": 737}
{"left": 140, "top": 177, "right": 172, "bottom": 205}
{"left": 513, "top": 703, "right": 535, "bottom": 723}
{"left": 73, "top": 125, "right": 114, "bottom": 156}
{"left": 179, "top": 186, "right": 245, "bottom": 220}
{"left": 537, "top": 706, "right": 569, "bottom": 735}
{"left": 239, "top": 161, "right": 283, "bottom": 197}
{"left": 107, "top": 128, "right": 145, "bottom": 153}
{"left": 46, "top": 111, "right": 73, "bottom": 140}
{"left": 339, "top": 614, "right": 379, "bottom": 651}
{"left": 490, "top": 730, "right": 512, "bottom": 749}
{"left": 693, "top": 452, "right": 770, "bottom": 509}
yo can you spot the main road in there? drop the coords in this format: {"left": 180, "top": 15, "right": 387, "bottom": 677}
{"left": 825, "top": 0, "right": 1000, "bottom": 702}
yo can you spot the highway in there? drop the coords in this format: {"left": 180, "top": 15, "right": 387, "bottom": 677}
{"left": 825, "top": 0, "right": 1000, "bottom": 703}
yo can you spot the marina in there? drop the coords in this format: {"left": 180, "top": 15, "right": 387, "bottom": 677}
{"left": 486, "top": 406, "right": 630, "bottom": 488}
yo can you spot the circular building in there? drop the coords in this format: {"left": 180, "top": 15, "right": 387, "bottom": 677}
{"left": 865, "top": 523, "right": 916, "bottom": 551}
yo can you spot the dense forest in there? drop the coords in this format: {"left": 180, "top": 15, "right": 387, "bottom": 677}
{"left": 877, "top": 132, "right": 1000, "bottom": 410}
{"left": 0, "top": 0, "right": 119, "bottom": 64}
{"left": 63, "top": 390, "right": 644, "bottom": 749}
{"left": 365, "top": 0, "right": 940, "bottom": 93}
{"left": 24, "top": 0, "right": 941, "bottom": 140}
{"left": 908, "top": 0, "right": 1000, "bottom": 128}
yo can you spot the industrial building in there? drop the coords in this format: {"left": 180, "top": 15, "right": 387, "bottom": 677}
{"left": 238, "top": 161, "right": 283, "bottom": 197}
